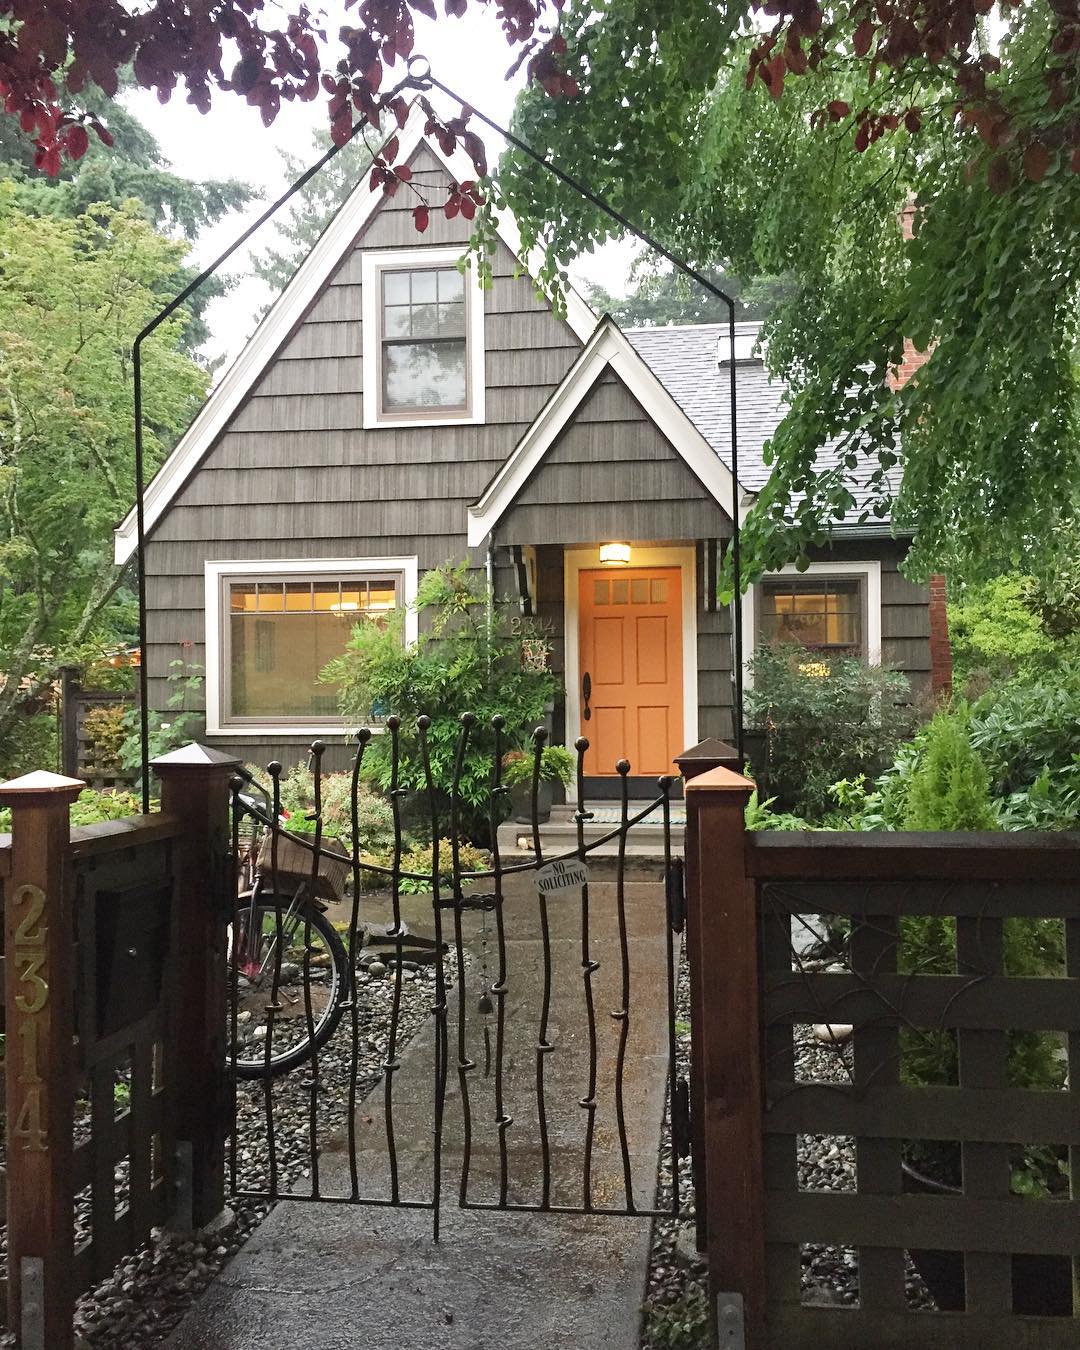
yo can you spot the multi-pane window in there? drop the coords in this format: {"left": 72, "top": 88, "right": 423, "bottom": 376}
{"left": 380, "top": 266, "right": 467, "bottom": 413}
{"left": 225, "top": 575, "right": 400, "bottom": 723}
{"left": 759, "top": 576, "right": 864, "bottom": 656}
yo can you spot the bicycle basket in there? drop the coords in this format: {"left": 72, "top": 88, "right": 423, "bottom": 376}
{"left": 255, "top": 828, "right": 351, "bottom": 904}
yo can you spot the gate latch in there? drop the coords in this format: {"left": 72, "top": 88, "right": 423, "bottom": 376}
{"left": 666, "top": 858, "right": 685, "bottom": 933}
{"left": 672, "top": 1077, "right": 692, "bottom": 1159}
{"left": 716, "top": 1293, "right": 745, "bottom": 1349}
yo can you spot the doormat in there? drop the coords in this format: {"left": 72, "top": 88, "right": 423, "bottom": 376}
{"left": 585, "top": 804, "right": 686, "bottom": 826}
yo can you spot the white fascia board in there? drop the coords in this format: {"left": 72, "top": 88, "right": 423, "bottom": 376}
{"left": 467, "top": 318, "right": 744, "bottom": 547}
{"left": 115, "top": 106, "right": 595, "bottom": 565}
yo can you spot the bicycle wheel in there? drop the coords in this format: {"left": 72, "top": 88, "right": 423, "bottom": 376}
{"left": 228, "top": 893, "right": 351, "bottom": 1078}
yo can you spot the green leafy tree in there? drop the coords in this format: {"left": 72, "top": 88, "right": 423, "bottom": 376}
{"left": 0, "top": 192, "right": 207, "bottom": 747}
{"left": 0, "top": 78, "right": 253, "bottom": 355}
{"left": 501, "top": 3, "right": 1080, "bottom": 591}
{"left": 323, "top": 563, "right": 556, "bottom": 840}
{"left": 585, "top": 264, "right": 763, "bottom": 327}
{"left": 948, "top": 576, "right": 1067, "bottom": 688}
{"left": 0, "top": 79, "right": 251, "bottom": 240}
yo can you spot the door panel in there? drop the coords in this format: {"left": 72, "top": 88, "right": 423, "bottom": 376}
{"left": 636, "top": 705, "right": 670, "bottom": 775}
{"left": 578, "top": 566, "right": 684, "bottom": 777}
{"left": 593, "top": 616, "right": 626, "bottom": 685}
{"left": 635, "top": 615, "right": 669, "bottom": 684}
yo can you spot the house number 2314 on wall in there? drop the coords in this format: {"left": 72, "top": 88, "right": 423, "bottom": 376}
{"left": 11, "top": 882, "right": 49, "bottom": 1152}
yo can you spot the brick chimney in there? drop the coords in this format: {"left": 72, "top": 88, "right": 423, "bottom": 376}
{"left": 889, "top": 204, "right": 952, "bottom": 697}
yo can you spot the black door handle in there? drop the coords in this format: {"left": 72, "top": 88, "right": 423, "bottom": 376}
{"left": 582, "top": 671, "right": 592, "bottom": 721}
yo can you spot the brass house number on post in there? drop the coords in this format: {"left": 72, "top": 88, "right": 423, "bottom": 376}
{"left": 11, "top": 882, "right": 49, "bottom": 1152}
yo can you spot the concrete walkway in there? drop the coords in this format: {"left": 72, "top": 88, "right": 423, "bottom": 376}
{"left": 168, "top": 871, "right": 674, "bottom": 1350}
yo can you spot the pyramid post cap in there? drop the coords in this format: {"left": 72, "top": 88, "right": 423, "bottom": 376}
{"left": 0, "top": 770, "right": 86, "bottom": 800}
{"left": 151, "top": 742, "right": 243, "bottom": 771}
{"left": 675, "top": 737, "right": 742, "bottom": 781}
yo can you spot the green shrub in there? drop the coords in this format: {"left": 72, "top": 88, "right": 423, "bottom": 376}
{"left": 323, "top": 563, "right": 556, "bottom": 841}
{"left": 745, "top": 643, "right": 913, "bottom": 821}
{"left": 948, "top": 575, "right": 1067, "bottom": 689}
{"left": 276, "top": 762, "right": 397, "bottom": 856}
{"left": 744, "top": 788, "right": 813, "bottom": 832}
{"left": 642, "top": 1287, "right": 710, "bottom": 1349}
{"left": 82, "top": 704, "right": 127, "bottom": 773}
{"left": 396, "top": 839, "right": 490, "bottom": 894}
{"left": 501, "top": 744, "right": 575, "bottom": 787}
{"left": 901, "top": 710, "right": 999, "bottom": 831}
{"left": 969, "top": 665, "right": 1080, "bottom": 797}
{"left": 120, "top": 661, "right": 205, "bottom": 775}
{"left": 0, "top": 786, "right": 144, "bottom": 834}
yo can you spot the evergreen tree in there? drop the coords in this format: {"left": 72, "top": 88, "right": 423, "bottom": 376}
{"left": 902, "top": 713, "right": 999, "bottom": 831}
{"left": 252, "top": 130, "right": 379, "bottom": 302}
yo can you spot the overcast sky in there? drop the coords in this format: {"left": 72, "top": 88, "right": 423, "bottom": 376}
{"left": 129, "top": 7, "right": 636, "bottom": 371}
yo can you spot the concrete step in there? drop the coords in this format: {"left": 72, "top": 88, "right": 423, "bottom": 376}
{"left": 497, "top": 800, "right": 685, "bottom": 861}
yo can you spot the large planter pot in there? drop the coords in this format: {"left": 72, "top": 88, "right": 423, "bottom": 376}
{"left": 510, "top": 779, "right": 553, "bottom": 825}
{"left": 903, "top": 1161, "right": 1073, "bottom": 1315}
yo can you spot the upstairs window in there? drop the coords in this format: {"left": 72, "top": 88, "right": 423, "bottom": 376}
{"left": 362, "top": 247, "right": 485, "bottom": 429}
{"left": 759, "top": 576, "right": 865, "bottom": 658}
{"left": 381, "top": 266, "right": 467, "bottom": 412}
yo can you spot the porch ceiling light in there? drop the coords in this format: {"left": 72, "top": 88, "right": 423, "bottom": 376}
{"left": 599, "top": 542, "right": 631, "bottom": 566}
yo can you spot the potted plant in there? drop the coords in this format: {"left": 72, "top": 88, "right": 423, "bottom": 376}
{"left": 502, "top": 745, "right": 575, "bottom": 824}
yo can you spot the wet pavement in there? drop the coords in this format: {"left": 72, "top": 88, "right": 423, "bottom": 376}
{"left": 168, "top": 871, "right": 675, "bottom": 1350}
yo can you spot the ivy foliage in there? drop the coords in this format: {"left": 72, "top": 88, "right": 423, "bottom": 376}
{"left": 501, "top": 2, "right": 1080, "bottom": 589}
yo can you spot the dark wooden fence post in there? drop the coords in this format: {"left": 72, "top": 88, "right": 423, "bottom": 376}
{"left": 683, "top": 764, "right": 766, "bottom": 1348}
{"left": 676, "top": 738, "right": 742, "bottom": 1254}
{"left": 58, "top": 666, "right": 80, "bottom": 778}
{"left": 151, "top": 743, "right": 240, "bottom": 1230}
{"left": 0, "top": 770, "right": 85, "bottom": 1350}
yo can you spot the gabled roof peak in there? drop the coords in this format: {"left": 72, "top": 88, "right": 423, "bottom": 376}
{"left": 113, "top": 104, "right": 597, "bottom": 566}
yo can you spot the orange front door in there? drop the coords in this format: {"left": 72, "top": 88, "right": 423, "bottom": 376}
{"left": 578, "top": 566, "right": 684, "bottom": 776}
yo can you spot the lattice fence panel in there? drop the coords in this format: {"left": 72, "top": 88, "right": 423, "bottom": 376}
{"left": 760, "top": 876, "right": 1080, "bottom": 1350}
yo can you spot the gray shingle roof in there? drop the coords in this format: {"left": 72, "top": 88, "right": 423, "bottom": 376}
{"left": 625, "top": 321, "right": 899, "bottom": 526}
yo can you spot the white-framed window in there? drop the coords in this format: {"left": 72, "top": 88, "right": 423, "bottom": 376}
{"left": 758, "top": 574, "right": 866, "bottom": 658}
{"left": 741, "top": 559, "right": 882, "bottom": 686}
{"left": 361, "top": 246, "right": 485, "bottom": 429}
{"left": 204, "top": 557, "right": 419, "bottom": 736}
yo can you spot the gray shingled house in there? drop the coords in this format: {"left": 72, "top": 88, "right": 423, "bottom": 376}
{"left": 114, "top": 111, "right": 938, "bottom": 794}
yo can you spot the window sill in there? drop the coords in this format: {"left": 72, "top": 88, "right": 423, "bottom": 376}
{"left": 363, "top": 410, "right": 484, "bottom": 431}
{"left": 206, "top": 723, "right": 386, "bottom": 738}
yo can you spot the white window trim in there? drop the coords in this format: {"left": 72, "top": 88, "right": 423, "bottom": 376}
{"left": 740, "top": 559, "right": 882, "bottom": 690}
{"left": 204, "top": 556, "right": 419, "bottom": 737}
{"left": 361, "top": 246, "right": 485, "bottom": 430}
{"left": 563, "top": 544, "right": 698, "bottom": 802}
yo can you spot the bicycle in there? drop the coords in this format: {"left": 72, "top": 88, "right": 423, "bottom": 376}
{"left": 229, "top": 769, "right": 352, "bottom": 1078}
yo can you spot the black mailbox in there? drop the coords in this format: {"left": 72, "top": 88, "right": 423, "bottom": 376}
{"left": 95, "top": 880, "right": 173, "bottom": 1038}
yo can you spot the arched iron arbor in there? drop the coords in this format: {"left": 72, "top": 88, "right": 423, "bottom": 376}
{"left": 130, "top": 56, "right": 744, "bottom": 806}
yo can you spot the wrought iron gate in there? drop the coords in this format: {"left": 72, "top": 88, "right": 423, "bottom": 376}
{"left": 226, "top": 714, "right": 689, "bottom": 1235}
